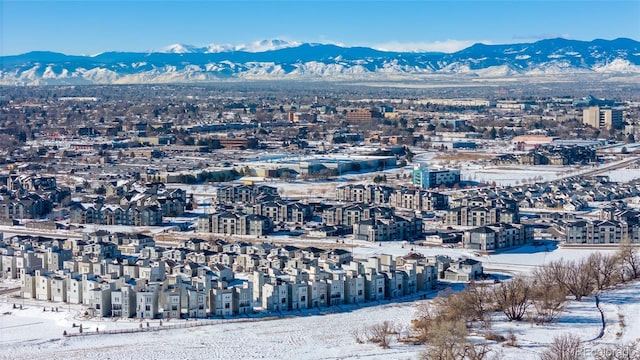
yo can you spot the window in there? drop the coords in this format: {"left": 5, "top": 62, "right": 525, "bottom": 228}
{"left": 300, "top": 296, "right": 306, "bottom": 302}
{"left": 145, "top": 305, "right": 151, "bottom": 311}
{"left": 378, "top": 287, "right": 383, "bottom": 293}
{"left": 358, "top": 290, "right": 363, "bottom": 296}
{"left": 281, "top": 298, "right": 287, "bottom": 304}
{"left": 224, "top": 303, "right": 230, "bottom": 309}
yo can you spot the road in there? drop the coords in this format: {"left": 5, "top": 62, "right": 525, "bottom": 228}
{"left": 0, "top": 225, "right": 83, "bottom": 239}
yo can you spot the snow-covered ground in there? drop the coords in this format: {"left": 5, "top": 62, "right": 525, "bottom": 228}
{"left": 1, "top": 277, "right": 639, "bottom": 359}
{"left": 461, "top": 163, "right": 575, "bottom": 186}
{"left": 603, "top": 167, "right": 640, "bottom": 183}
{"left": 0, "top": 242, "right": 631, "bottom": 360}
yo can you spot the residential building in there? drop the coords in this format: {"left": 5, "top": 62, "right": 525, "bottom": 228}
{"left": 412, "top": 164, "right": 460, "bottom": 189}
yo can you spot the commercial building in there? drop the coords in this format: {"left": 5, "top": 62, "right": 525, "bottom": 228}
{"left": 582, "top": 106, "right": 623, "bottom": 130}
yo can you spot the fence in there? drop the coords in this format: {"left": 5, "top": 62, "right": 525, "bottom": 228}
{"left": 63, "top": 316, "right": 279, "bottom": 337}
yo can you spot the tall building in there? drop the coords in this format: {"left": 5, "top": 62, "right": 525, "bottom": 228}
{"left": 582, "top": 106, "right": 623, "bottom": 130}
{"left": 346, "top": 109, "right": 372, "bottom": 122}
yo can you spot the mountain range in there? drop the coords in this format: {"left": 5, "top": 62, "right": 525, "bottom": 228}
{"left": 1, "top": 38, "right": 639, "bottom": 85}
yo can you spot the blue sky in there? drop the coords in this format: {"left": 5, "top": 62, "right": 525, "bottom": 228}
{"left": 1, "top": 0, "right": 638, "bottom": 55}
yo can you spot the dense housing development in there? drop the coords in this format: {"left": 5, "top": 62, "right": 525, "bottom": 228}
{"left": 0, "top": 84, "right": 640, "bottom": 326}
{"left": 3, "top": 233, "right": 484, "bottom": 318}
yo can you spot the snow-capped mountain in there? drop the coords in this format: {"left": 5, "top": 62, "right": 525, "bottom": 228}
{"left": 1, "top": 38, "right": 638, "bottom": 85}
{"left": 158, "top": 39, "right": 299, "bottom": 54}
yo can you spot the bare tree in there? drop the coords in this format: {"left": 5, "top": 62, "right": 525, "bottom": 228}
{"left": 540, "top": 259, "right": 595, "bottom": 301}
{"left": 412, "top": 302, "right": 439, "bottom": 343}
{"left": 365, "top": 321, "right": 398, "bottom": 349}
{"left": 459, "top": 282, "right": 494, "bottom": 328}
{"left": 493, "top": 277, "right": 531, "bottom": 321}
{"left": 413, "top": 297, "right": 497, "bottom": 360}
{"left": 587, "top": 252, "right": 622, "bottom": 290}
{"left": 420, "top": 319, "right": 492, "bottom": 360}
{"left": 421, "top": 285, "right": 495, "bottom": 329}
{"left": 351, "top": 328, "right": 365, "bottom": 344}
{"left": 539, "top": 333, "right": 583, "bottom": 360}
{"left": 617, "top": 241, "right": 640, "bottom": 281}
{"left": 530, "top": 281, "right": 567, "bottom": 324}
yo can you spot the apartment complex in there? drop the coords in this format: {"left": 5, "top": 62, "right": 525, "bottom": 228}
{"left": 412, "top": 164, "right": 460, "bottom": 189}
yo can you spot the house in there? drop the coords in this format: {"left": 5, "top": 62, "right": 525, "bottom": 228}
{"left": 232, "top": 281, "right": 253, "bottom": 315}
{"left": 66, "top": 273, "right": 84, "bottom": 304}
{"left": 185, "top": 287, "right": 208, "bottom": 318}
{"left": 307, "top": 279, "right": 327, "bottom": 308}
{"left": 89, "top": 287, "right": 112, "bottom": 317}
{"left": 344, "top": 271, "right": 365, "bottom": 304}
{"left": 136, "top": 283, "right": 161, "bottom": 319}
{"left": 210, "top": 285, "right": 234, "bottom": 316}
{"left": 326, "top": 274, "right": 345, "bottom": 306}
{"left": 288, "top": 282, "right": 309, "bottom": 310}
{"left": 442, "top": 259, "right": 483, "bottom": 282}
{"left": 262, "top": 280, "right": 289, "bottom": 312}
{"left": 159, "top": 286, "right": 183, "bottom": 319}
{"left": 50, "top": 275, "right": 67, "bottom": 302}
{"left": 111, "top": 284, "right": 137, "bottom": 318}
{"left": 20, "top": 269, "right": 36, "bottom": 298}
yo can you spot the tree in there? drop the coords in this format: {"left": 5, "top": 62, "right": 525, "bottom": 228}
{"left": 365, "top": 321, "right": 398, "bottom": 349}
{"left": 617, "top": 241, "right": 640, "bottom": 280}
{"left": 210, "top": 138, "right": 222, "bottom": 150}
{"left": 540, "top": 333, "right": 583, "bottom": 360}
{"left": 531, "top": 281, "right": 566, "bottom": 324}
{"left": 373, "top": 174, "right": 387, "bottom": 183}
{"left": 493, "top": 277, "right": 531, "bottom": 321}
{"left": 420, "top": 319, "right": 492, "bottom": 360}
{"left": 405, "top": 147, "right": 415, "bottom": 162}
{"left": 587, "top": 252, "right": 621, "bottom": 290}
{"left": 456, "top": 283, "right": 493, "bottom": 328}
{"left": 489, "top": 127, "right": 497, "bottom": 140}
{"left": 538, "top": 259, "right": 595, "bottom": 301}
{"left": 412, "top": 285, "right": 495, "bottom": 359}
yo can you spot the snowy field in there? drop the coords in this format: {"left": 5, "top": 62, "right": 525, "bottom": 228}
{"left": 461, "top": 163, "right": 573, "bottom": 186}
{"left": 603, "top": 167, "right": 640, "bottom": 183}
